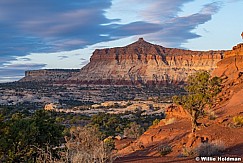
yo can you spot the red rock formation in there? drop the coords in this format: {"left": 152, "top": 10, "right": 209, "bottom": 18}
{"left": 69, "top": 38, "right": 225, "bottom": 85}
{"left": 212, "top": 36, "right": 243, "bottom": 109}
{"left": 213, "top": 43, "right": 243, "bottom": 79}
{"left": 19, "top": 39, "right": 225, "bottom": 85}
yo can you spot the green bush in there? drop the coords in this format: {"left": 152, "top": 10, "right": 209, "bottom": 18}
{"left": 104, "top": 137, "right": 115, "bottom": 150}
{"left": 152, "top": 119, "right": 160, "bottom": 126}
{"left": 0, "top": 110, "right": 64, "bottom": 162}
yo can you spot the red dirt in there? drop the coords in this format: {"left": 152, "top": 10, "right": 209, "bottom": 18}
{"left": 114, "top": 101, "right": 243, "bottom": 162}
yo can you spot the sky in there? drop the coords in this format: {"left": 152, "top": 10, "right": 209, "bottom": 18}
{"left": 0, "top": 0, "right": 243, "bottom": 82}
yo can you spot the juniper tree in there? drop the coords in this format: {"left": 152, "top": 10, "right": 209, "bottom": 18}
{"left": 173, "top": 71, "right": 221, "bottom": 133}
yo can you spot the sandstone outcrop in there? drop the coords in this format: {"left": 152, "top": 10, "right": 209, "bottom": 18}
{"left": 212, "top": 34, "right": 243, "bottom": 115}
{"left": 69, "top": 38, "right": 224, "bottom": 85}
{"left": 213, "top": 43, "right": 243, "bottom": 79}
{"left": 19, "top": 69, "right": 79, "bottom": 82}
{"left": 213, "top": 33, "right": 243, "bottom": 79}
{"left": 165, "top": 104, "right": 190, "bottom": 119}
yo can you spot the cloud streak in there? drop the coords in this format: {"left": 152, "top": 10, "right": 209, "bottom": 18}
{"left": 0, "top": 0, "right": 222, "bottom": 59}
{"left": 145, "top": 2, "right": 223, "bottom": 47}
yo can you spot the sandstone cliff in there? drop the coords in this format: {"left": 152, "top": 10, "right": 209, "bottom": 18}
{"left": 19, "top": 69, "right": 80, "bottom": 82}
{"left": 19, "top": 38, "right": 225, "bottom": 85}
{"left": 212, "top": 40, "right": 243, "bottom": 106}
{"left": 69, "top": 38, "right": 225, "bottom": 85}
{"left": 213, "top": 43, "right": 243, "bottom": 79}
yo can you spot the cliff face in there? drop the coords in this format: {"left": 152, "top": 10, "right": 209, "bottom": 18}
{"left": 212, "top": 42, "right": 243, "bottom": 105}
{"left": 213, "top": 43, "right": 243, "bottom": 79}
{"left": 69, "top": 38, "right": 224, "bottom": 85}
{"left": 19, "top": 69, "right": 80, "bottom": 82}
{"left": 19, "top": 38, "right": 225, "bottom": 85}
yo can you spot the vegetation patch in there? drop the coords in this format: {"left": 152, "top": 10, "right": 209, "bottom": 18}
{"left": 124, "top": 122, "right": 144, "bottom": 139}
{"left": 181, "top": 147, "right": 196, "bottom": 157}
{"left": 0, "top": 110, "right": 64, "bottom": 162}
{"left": 195, "top": 140, "right": 225, "bottom": 157}
{"left": 158, "top": 144, "right": 173, "bottom": 156}
{"left": 181, "top": 140, "right": 225, "bottom": 157}
{"left": 173, "top": 71, "right": 222, "bottom": 133}
{"left": 66, "top": 126, "right": 114, "bottom": 163}
{"left": 233, "top": 115, "right": 243, "bottom": 127}
{"left": 152, "top": 118, "right": 160, "bottom": 126}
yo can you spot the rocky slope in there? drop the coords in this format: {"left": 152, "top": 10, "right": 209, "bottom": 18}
{"left": 68, "top": 38, "right": 224, "bottom": 85}
{"left": 212, "top": 42, "right": 243, "bottom": 105}
{"left": 115, "top": 36, "right": 243, "bottom": 162}
{"left": 213, "top": 42, "right": 243, "bottom": 79}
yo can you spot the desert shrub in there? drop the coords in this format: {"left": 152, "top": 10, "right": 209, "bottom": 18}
{"left": 233, "top": 116, "right": 243, "bottom": 127}
{"left": 152, "top": 119, "right": 160, "bottom": 126}
{"left": 104, "top": 137, "right": 115, "bottom": 151}
{"left": 181, "top": 147, "right": 196, "bottom": 157}
{"left": 0, "top": 110, "right": 64, "bottom": 162}
{"left": 65, "top": 126, "right": 114, "bottom": 163}
{"left": 123, "top": 122, "right": 144, "bottom": 139}
{"left": 158, "top": 144, "right": 172, "bottom": 156}
{"left": 196, "top": 140, "right": 225, "bottom": 157}
{"left": 91, "top": 113, "right": 122, "bottom": 137}
{"left": 35, "top": 144, "right": 67, "bottom": 163}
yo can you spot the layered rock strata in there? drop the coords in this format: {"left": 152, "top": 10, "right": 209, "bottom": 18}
{"left": 212, "top": 35, "right": 243, "bottom": 106}
{"left": 213, "top": 43, "right": 243, "bottom": 79}
{"left": 20, "top": 69, "right": 80, "bottom": 82}
{"left": 69, "top": 38, "right": 224, "bottom": 85}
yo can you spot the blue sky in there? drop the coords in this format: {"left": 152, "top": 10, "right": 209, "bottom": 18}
{"left": 0, "top": 0, "right": 243, "bottom": 82}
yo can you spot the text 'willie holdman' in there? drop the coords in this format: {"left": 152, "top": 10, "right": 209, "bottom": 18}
{"left": 196, "top": 156, "right": 242, "bottom": 162}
